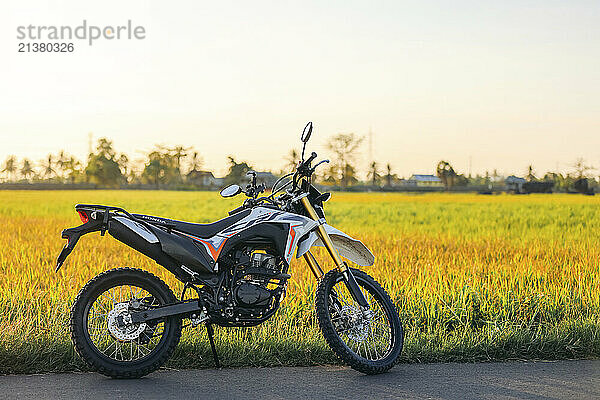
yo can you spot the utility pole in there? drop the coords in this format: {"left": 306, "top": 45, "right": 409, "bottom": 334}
{"left": 368, "top": 126, "right": 373, "bottom": 161}
{"left": 88, "top": 132, "right": 93, "bottom": 156}
{"left": 468, "top": 156, "right": 472, "bottom": 178}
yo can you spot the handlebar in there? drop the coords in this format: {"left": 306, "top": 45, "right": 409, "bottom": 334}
{"left": 228, "top": 124, "right": 328, "bottom": 212}
{"left": 305, "top": 151, "right": 317, "bottom": 166}
{"left": 292, "top": 151, "right": 331, "bottom": 191}
{"left": 311, "top": 159, "right": 329, "bottom": 173}
{"left": 229, "top": 193, "right": 278, "bottom": 215}
{"left": 296, "top": 151, "right": 317, "bottom": 177}
{"left": 231, "top": 149, "right": 327, "bottom": 211}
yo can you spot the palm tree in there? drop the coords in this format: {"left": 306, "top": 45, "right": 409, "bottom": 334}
{"left": 384, "top": 163, "right": 394, "bottom": 187}
{"left": 343, "top": 164, "right": 359, "bottom": 187}
{"left": 189, "top": 151, "right": 203, "bottom": 172}
{"left": 492, "top": 169, "right": 499, "bottom": 182}
{"left": 526, "top": 165, "right": 537, "bottom": 181}
{"left": 2, "top": 156, "right": 17, "bottom": 182}
{"left": 171, "top": 146, "right": 189, "bottom": 171}
{"left": 20, "top": 159, "right": 34, "bottom": 181}
{"left": 572, "top": 158, "right": 594, "bottom": 179}
{"left": 367, "top": 161, "right": 380, "bottom": 186}
{"left": 284, "top": 149, "right": 300, "bottom": 172}
{"left": 117, "top": 154, "right": 129, "bottom": 181}
{"left": 56, "top": 150, "right": 69, "bottom": 181}
{"left": 321, "top": 164, "right": 338, "bottom": 185}
{"left": 64, "top": 156, "right": 81, "bottom": 183}
{"left": 41, "top": 154, "right": 55, "bottom": 180}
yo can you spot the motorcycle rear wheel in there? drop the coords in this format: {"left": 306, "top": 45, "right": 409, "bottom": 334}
{"left": 315, "top": 268, "right": 403, "bottom": 374}
{"left": 70, "top": 268, "right": 182, "bottom": 378}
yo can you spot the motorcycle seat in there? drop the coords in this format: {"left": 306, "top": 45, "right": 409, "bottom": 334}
{"left": 134, "top": 209, "right": 250, "bottom": 239}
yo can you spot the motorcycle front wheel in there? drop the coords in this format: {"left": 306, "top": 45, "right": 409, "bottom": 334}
{"left": 315, "top": 268, "right": 403, "bottom": 374}
{"left": 70, "top": 268, "right": 182, "bottom": 378}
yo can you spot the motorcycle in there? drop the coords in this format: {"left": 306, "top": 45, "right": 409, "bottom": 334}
{"left": 56, "top": 122, "right": 403, "bottom": 378}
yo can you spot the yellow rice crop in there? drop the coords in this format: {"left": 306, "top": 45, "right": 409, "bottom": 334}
{"left": 0, "top": 190, "right": 599, "bottom": 373}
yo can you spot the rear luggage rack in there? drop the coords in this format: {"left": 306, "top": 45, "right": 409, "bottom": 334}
{"left": 57, "top": 205, "right": 150, "bottom": 272}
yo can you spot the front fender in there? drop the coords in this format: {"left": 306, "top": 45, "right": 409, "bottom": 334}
{"left": 296, "top": 224, "right": 375, "bottom": 266}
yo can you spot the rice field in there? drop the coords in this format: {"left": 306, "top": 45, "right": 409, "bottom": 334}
{"left": 0, "top": 190, "right": 599, "bottom": 374}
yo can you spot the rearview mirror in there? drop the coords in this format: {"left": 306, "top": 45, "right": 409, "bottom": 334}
{"left": 301, "top": 121, "right": 313, "bottom": 143}
{"left": 220, "top": 184, "right": 242, "bottom": 198}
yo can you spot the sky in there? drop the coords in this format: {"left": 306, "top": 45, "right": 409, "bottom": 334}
{"left": 1, "top": 0, "right": 599, "bottom": 178}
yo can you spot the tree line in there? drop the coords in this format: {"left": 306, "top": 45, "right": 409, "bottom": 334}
{"left": 0, "top": 138, "right": 260, "bottom": 188}
{"left": 1, "top": 134, "right": 597, "bottom": 191}
{"left": 434, "top": 158, "right": 597, "bottom": 192}
{"left": 0, "top": 134, "right": 395, "bottom": 188}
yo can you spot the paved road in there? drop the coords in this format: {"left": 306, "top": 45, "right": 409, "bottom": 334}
{"left": 1, "top": 360, "right": 599, "bottom": 399}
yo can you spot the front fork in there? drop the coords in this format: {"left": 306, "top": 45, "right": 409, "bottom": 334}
{"left": 300, "top": 197, "right": 369, "bottom": 308}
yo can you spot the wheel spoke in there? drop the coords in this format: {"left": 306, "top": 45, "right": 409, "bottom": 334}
{"left": 86, "top": 283, "right": 168, "bottom": 363}
{"left": 327, "top": 277, "right": 394, "bottom": 362}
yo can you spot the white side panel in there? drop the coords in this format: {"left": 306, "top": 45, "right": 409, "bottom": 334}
{"left": 270, "top": 211, "right": 318, "bottom": 263}
{"left": 113, "top": 216, "right": 159, "bottom": 243}
{"left": 296, "top": 224, "right": 375, "bottom": 266}
{"left": 196, "top": 207, "right": 318, "bottom": 264}
{"left": 296, "top": 231, "right": 318, "bottom": 258}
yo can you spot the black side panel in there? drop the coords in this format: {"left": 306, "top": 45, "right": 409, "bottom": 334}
{"left": 219, "top": 222, "right": 289, "bottom": 260}
{"left": 148, "top": 225, "right": 215, "bottom": 274}
{"left": 107, "top": 219, "right": 189, "bottom": 281}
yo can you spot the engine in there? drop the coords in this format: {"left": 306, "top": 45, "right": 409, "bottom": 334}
{"left": 234, "top": 252, "right": 278, "bottom": 306}
{"left": 214, "top": 247, "right": 290, "bottom": 326}
{"left": 233, "top": 250, "right": 287, "bottom": 306}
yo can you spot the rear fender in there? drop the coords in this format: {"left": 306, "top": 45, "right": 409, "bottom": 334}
{"left": 55, "top": 216, "right": 104, "bottom": 271}
{"left": 296, "top": 224, "right": 375, "bottom": 266}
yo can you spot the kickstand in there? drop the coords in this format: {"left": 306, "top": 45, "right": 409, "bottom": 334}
{"left": 206, "top": 323, "right": 220, "bottom": 368}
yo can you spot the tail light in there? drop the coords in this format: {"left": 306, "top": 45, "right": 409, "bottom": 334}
{"left": 78, "top": 210, "right": 89, "bottom": 224}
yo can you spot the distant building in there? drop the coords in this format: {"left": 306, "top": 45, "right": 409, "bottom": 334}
{"left": 504, "top": 175, "right": 527, "bottom": 193}
{"left": 214, "top": 177, "right": 225, "bottom": 187}
{"left": 186, "top": 170, "right": 223, "bottom": 188}
{"left": 505, "top": 175, "right": 553, "bottom": 194}
{"left": 406, "top": 174, "right": 443, "bottom": 187}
